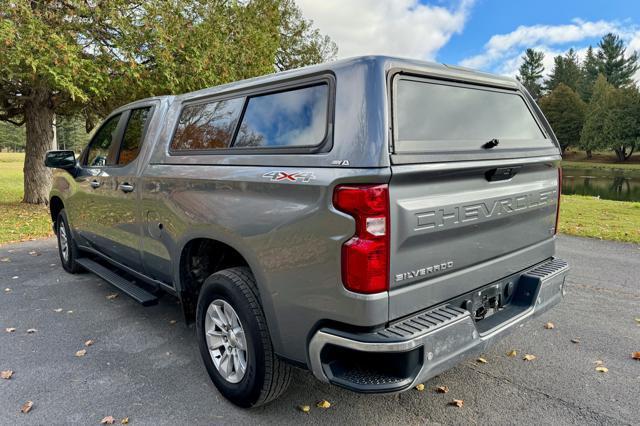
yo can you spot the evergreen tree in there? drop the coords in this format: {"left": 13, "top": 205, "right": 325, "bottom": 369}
{"left": 579, "top": 46, "right": 600, "bottom": 101}
{"left": 546, "top": 49, "right": 582, "bottom": 92}
{"left": 539, "top": 84, "right": 586, "bottom": 153}
{"left": 596, "top": 33, "right": 639, "bottom": 88}
{"left": 516, "top": 49, "right": 545, "bottom": 100}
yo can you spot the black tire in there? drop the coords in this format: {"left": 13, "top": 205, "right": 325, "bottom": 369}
{"left": 196, "top": 267, "right": 292, "bottom": 408}
{"left": 56, "top": 210, "right": 82, "bottom": 273}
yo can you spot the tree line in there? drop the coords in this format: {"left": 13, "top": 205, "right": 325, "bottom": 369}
{"left": 0, "top": 0, "right": 336, "bottom": 204}
{"left": 517, "top": 33, "right": 639, "bottom": 161}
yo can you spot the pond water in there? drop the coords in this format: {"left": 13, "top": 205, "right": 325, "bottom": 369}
{"left": 562, "top": 167, "right": 640, "bottom": 202}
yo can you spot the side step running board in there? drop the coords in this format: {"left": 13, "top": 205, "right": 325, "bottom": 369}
{"left": 76, "top": 258, "right": 158, "bottom": 306}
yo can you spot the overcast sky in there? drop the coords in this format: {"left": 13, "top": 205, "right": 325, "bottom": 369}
{"left": 296, "top": 0, "right": 640, "bottom": 80}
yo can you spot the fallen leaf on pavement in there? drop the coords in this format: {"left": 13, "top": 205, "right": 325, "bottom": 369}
{"left": 436, "top": 385, "right": 449, "bottom": 394}
{"left": 121, "top": 418, "right": 129, "bottom": 424}
{"left": 85, "top": 339, "right": 95, "bottom": 347}
{"left": 631, "top": 352, "right": 640, "bottom": 360}
{"left": 106, "top": 294, "right": 119, "bottom": 300}
{"left": 523, "top": 354, "right": 536, "bottom": 361}
{"left": 596, "top": 366, "right": 608, "bottom": 373}
{"left": 169, "top": 320, "right": 177, "bottom": 325}
{"left": 101, "top": 416, "right": 115, "bottom": 424}
{"left": 4, "top": 288, "right": 10, "bottom": 292}
{"left": 507, "top": 350, "right": 517, "bottom": 357}
{"left": 449, "top": 399, "right": 464, "bottom": 408}
{"left": 26, "top": 329, "right": 37, "bottom": 334}
{"left": 316, "top": 400, "right": 331, "bottom": 409}
{"left": 75, "top": 349, "right": 87, "bottom": 357}
{"left": 53, "top": 308, "right": 63, "bottom": 313}
{"left": 12, "top": 276, "right": 18, "bottom": 279}
{"left": 477, "top": 357, "right": 488, "bottom": 364}
{"left": 21, "top": 401, "right": 33, "bottom": 414}
{"left": 544, "top": 322, "right": 555, "bottom": 329}
{"left": 28, "top": 251, "right": 40, "bottom": 257}
{"left": 0, "top": 257, "right": 10, "bottom": 262}
{"left": 298, "top": 405, "right": 311, "bottom": 413}
{"left": 67, "top": 310, "right": 73, "bottom": 314}
{"left": 5, "top": 327, "right": 16, "bottom": 333}
{"left": 571, "top": 338, "right": 580, "bottom": 344}
{"left": 1, "top": 370, "right": 13, "bottom": 379}
{"left": 415, "top": 383, "right": 425, "bottom": 391}
{"left": 595, "top": 360, "right": 603, "bottom": 365}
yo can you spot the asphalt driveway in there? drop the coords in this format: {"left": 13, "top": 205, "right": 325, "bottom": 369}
{"left": 1, "top": 235, "right": 639, "bottom": 425}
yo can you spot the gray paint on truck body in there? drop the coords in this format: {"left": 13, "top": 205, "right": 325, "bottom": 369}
{"left": 49, "top": 56, "right": 564, "bottom": 366}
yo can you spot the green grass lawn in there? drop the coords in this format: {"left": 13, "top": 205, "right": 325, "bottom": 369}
{"left": 1, "top": 152, "right": 639, "bottom": 246}
{"left": 0, "top": 152, "right": 53, "bottom": 245}
{"left": 561, "top": 160, "right": 640, "bottom": 171}
{"left": 559, "top": 194, "right": 640, "bottom": 244}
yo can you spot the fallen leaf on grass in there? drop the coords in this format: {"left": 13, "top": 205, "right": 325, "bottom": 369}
{"left": 316, "top": 400, "right": 331, "bottom": 409}
{"left": 571, "top": 338, "right": 580, "bottom": 344}
{"left": 449, "top": 399, "right": 464, "bottom": 408}
{"left": 298, "top": 405, "right": 311, "bottom": 413}
{"left": 595, "top": 366, "right": 608, "bottom": 373}
{"left": 85, "top": 339, "right": 95, "bottom": 347}
{"left": 523, "top": 354, "right": 536, "bottom": 361}
{"left": 75, "top": 349, "right": 87, "bottom": 357}
{"left": 21, "top": 401, "right": 33, "bottom": 414}
{"left": 5, "top": 327, "right": 16, "bottom": 333}
{"left": 106, "top": 293, "right": 119, "bottom": 300}
{"left": 476, "top": 357, "right": 488, "bottom": 364}
{"left": 26, "top": 328, "right": 37, "bottom": 334}
{"left": 631, "top": 352, "right": 640, "bottom": 360}
{"left": 1, "top": 370, "right": 13, "bottom": 379}
{"left": 101, "top": 416, "right": 115, "bottom": 424}
{"left": 415, "top": 383, "right": 425, "bottom": 391}
{"left": 507, "top": 350, "right": 517, "bottom": 357}
{"left": 121, "top": 418, "right": 129, "bottom": 424}
{"left": 544, "top": 322, "right": 555, "bottom": 329}
{"left": 436, "top": 385, "right": 449, "bottom": 394}
{"left": 53, "top": 308, "right": 63, "bottom": 313}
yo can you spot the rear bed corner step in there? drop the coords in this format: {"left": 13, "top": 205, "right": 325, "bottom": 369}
{"left": 76, "top": 258, "right": 158, "bottom": 306}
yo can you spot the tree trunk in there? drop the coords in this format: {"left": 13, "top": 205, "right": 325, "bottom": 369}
{"left": 23, "top": 90, "right": 55, "bottom": 205}
{"left": 586, "top": 149, "right": 592, "bottom": 159}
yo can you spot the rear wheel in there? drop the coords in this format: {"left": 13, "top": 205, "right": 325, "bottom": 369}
{"left": 196, "top": 267, "right": 292, "bottom": 407}
{"left": 56, "top": 210, "right": 81, "bottom": 273}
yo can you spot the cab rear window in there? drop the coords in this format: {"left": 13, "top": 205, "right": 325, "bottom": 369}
{"left": 394, "top": 77, "right": 552, "bottom": 155}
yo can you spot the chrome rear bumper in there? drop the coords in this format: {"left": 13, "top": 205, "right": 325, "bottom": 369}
{"left": 308, "top": 258, "right": 569, "bottom": 393}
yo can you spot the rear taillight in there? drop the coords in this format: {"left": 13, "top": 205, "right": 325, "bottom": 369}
{"left": 555, "top": 167, "right": 562, "bottom": 234}
{"left": 333, "top": 184, "right": 390, "bottom": 294}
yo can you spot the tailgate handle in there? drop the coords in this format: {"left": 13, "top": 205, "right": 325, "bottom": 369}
{"left": 485, "top": 166, "right": 521, "bottom": 181}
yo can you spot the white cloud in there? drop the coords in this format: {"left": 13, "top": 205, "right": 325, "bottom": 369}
{"left": 296, "top": 0, "right": 475, "bottom": 60}
{"left": 460, "top": 19, "right": 621, "bottom": 71}
{"left": 460, "top": 19, "right": 640, "bottom": 83}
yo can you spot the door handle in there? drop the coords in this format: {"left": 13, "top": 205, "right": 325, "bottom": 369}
{"left": 118, "top": 183, "right": 134, "bottom": 193}
{"left": 90, "top": 179, "right": 101, "bottom": 188}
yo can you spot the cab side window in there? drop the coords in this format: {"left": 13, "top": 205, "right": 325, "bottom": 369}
{"left": 85, "top": 114, "right": 121, "bottom": 167}
{"left": 118, "top": 107, "right": 152, "bottom": 165}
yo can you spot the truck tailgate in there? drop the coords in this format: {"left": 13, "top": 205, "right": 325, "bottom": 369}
{"left": 388, "top": 158, "right": 559, "bottom": 319}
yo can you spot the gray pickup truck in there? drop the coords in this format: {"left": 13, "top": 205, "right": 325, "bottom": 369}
{"left": 45, "top": 56, "right": 569, "bottom": 408}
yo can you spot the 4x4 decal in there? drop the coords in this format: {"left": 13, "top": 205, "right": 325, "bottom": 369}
{"left": 262, "top": 171, "right": 316, "bottom": 183}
